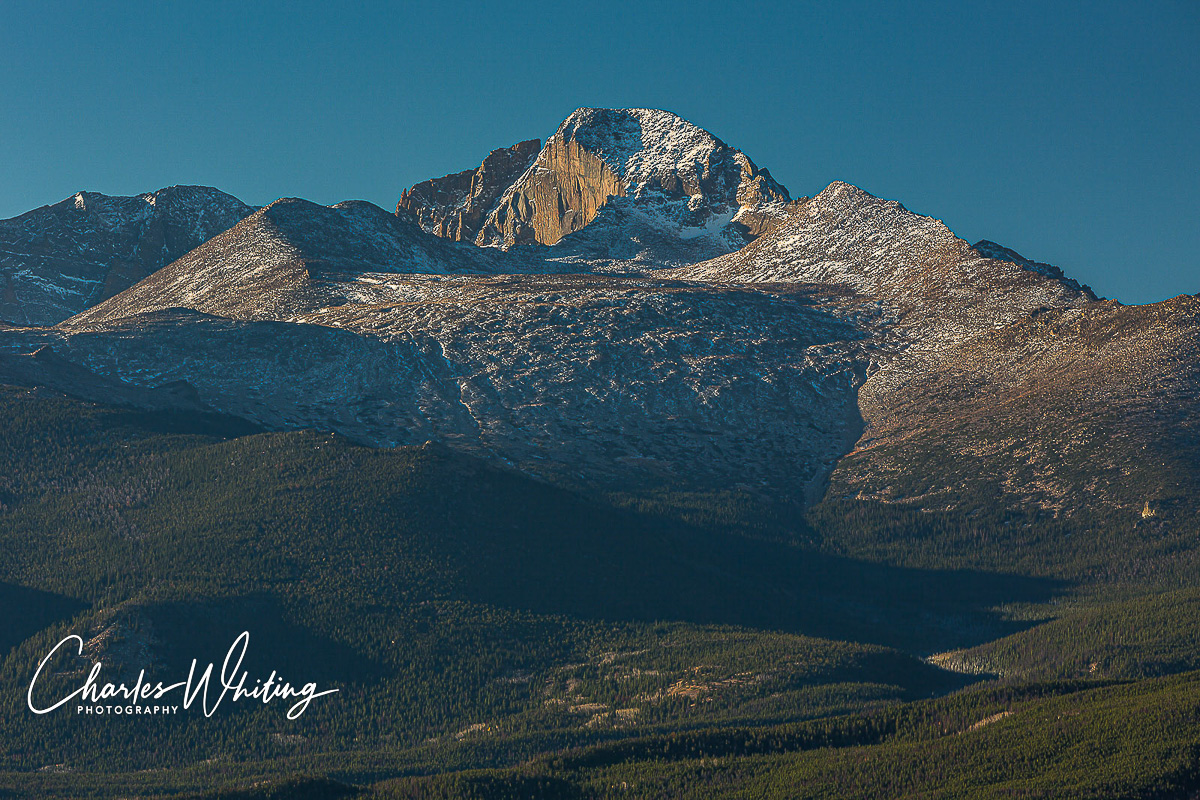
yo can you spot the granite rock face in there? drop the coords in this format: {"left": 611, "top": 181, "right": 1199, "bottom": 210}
{"left": 477, "top": 108, "right": 791, "bottom": 248}
{"left": 398, "top": 108, "right": 791, "bottom": 258}
{"left": 480, "top": 133, "right": 627, "bottom": 246}
{"left": 397, "top": 140, "right": 540, "bottom": 243}
{"left": 0, "top": 186, "right": 253, "bottom": 325}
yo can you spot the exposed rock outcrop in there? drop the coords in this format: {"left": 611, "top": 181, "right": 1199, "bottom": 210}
{"left": 397, "top": 140, "right": 540, "bottom": 242}
{"left": 476, "top": 108, "right": 791, "bottom": 248}
{"left": 480, "top": 134, "right": 627, "bottom": 246}
{"left": 397, "top": 108, "right": 792, "bottom": 256}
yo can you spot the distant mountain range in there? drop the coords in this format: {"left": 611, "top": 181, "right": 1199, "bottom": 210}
{"left": 0, "top": 107, "right": 1194, "bottom": 514}
{"left": 0, "top": 185, "right": 252, "bottom": 325}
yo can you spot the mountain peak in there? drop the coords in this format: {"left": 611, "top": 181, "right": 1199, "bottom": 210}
{"left": 398, "top": 108, "right": 790, "bottom": 257}
{"left": 805, "top": 180, "right": 917, "bottom": 217}
{"left": 556, "top": 106, "right": 720, "bottom": 168}
{"left": 552, "top": 107, "right": 787, "bottom": 200}
{"left": 476, "top": 107, "right": 790, "bottom": 249}
{"left": 0, "top": 186, "right": 253, "bottom": 326}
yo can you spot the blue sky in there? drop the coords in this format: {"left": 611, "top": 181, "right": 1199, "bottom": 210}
{"left": 0, "top": 0, "right": 1195, "bottom": 303}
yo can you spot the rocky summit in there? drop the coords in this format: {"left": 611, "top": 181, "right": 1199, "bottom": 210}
{"left": 401, "top": 108, "right": 792, "bottom": 255}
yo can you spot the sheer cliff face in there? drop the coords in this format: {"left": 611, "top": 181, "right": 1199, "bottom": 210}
{"left": 480, "top": 134, "right": 628, "bottom": 246}
{"left": 396, "top": 140, "right": 540, "bottom": 243}
{"left": 477, "top": 108, "right": 791, "bottom": 247}
{"left": 398, "top": 108, "right": 792, "bottom": 252}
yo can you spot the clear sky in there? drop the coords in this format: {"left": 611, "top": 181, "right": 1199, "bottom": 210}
{"left": 0, "top": 0, "right": 1195, "bottom": 303}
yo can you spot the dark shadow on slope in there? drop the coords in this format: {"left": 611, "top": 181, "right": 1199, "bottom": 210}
{"left": 422, "top": 457, "right": 1066, "bottom": 655}
{"left": 0, "top": 582, "right": 89, "bottom": 657}
{"left": 110, "top": 406, "right": 264, "bottom": 439}
{"left": 0, "top": 380, "right": 1062, "bottom": 660}
{"left": 0, "top": 344, "right": 263, "bottom": 439}
{"left": 139, "top": 594, "right": 386, "bottom": 686}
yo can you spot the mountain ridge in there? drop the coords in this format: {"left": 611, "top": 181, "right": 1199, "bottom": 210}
{"left": 0, "top": 110, "right": 1190, "bottom": 520}
{"left": 69, "top": 196, "right": 507, "bottom": 324}
{"left": 0, "top": 185, "right": 252, "bottom": 326}
{"left": 668, "top": 180, "right": 1098, "bottom": 347}
{"left": 397, "top": 139, "right": 541, "bottom": 242}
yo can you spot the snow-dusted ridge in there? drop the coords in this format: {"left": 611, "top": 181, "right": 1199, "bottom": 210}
{"left": 0, "top": 185, "right": 253, "bottom": 325}
{"left": 70, "top": 197, "right": 511, "bottom": 325}
{"left": 668, "top": 180, "right": 1097, "bottom": 347}
{"left": 552, "top": 108, "right": 783, "bottom": 199}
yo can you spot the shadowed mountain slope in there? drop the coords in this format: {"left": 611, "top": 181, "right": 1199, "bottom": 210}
{"left": 0, "top": 185, "right": 252, "bottom": 325}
